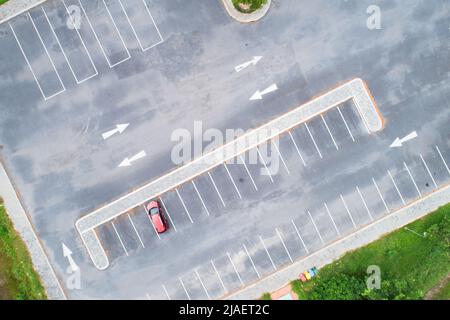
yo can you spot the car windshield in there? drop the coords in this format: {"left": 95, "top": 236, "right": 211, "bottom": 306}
{"left": 149, "top": 207, "right": 159, "bottom": 215}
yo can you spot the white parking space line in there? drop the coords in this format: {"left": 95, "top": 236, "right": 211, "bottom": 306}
{"left": 28, "top": 13, "right": 66, "bottom": 92}
{"left": 77, "top": 0, "right": 130, "bottom": 68}
{"left": 127, "top": 214, "right": 144, "bottom": 248}
{"left": 324, "top": 202, "right": 341, "bottom": 236}
{"left": 388, "top": 170, "right": 406, "bottom": 205}
{"left": 404, "top": 162, "right": 422, "bottom": 197}
{"left": 239, "top": 155, "right": 258, "bottom": 191}
{"left": 259, "top": 236, "right": 277, "bottom": 271}
{"left": 191, "top": 180, "right": 210, "bottom": 216}
{"left": 337, "top": 106, "right": 355, "bottom": 142}
{"left": 227, "top": 252, "right": 244, "bottom": 287}
{"left": 158, "top": 197, "right": 178, "bottom": 232}
{"left": 41, "top": 7, "right": 97, "bottom": 84}
{"left": 223, "top": 163, "right": 242, "bottom": 199}
{"left": 8, "top": 22, "right": 63, "bottom": 101}
{"left": 307, "top": 210, "right": 325, "bottom": 244}
{"left": 208, "top": 172, "right": 226, "bottom": 207}
{"left": 179, "top": 277, "right": 191, "bottom": 300}
{"left": 117, "top": 0, "right": 163, "bottom": 51}
{"left": 195, "top": 269, "right": 211, "bottom": 300}
{"left": 243, "top": 244, "right": 261, "bottom": 279}
{"left": 420, "top": 154, "right": 438, "bottom": 188}
{"left": 272, "top": 141, "right": 290, "bottom": 175}
{"left": 321, "top": 114, "right": 339, "bottom": 150}
{"left": 436, "top": 145, "right": 450, "bottom": 175}
{"left": 291, "top": 219, "right": 309, "bottom": 254}
{"left": 143, "top": 205, "right": 162, "bottom": 240}
{"left": 372, "top": 177, "right": 390, "bottom": 214}
{"left": 275, "top": 228, "right": 293, "bottom": 263}
{"left": 111, "top": 221, "right": 129, "bottom": 256}
{"left": 162, "top": 284, "right": 171, "bottom": 300}
{"left": 355, "top": 186, "right": 374, "bottom": 222}
{"left": 339, "top": 194, "right": 357, "bottom": 228}
{"left": 256, "top": 147, "right": 274, "bottom": 183}
{"left": 305, "top": 123, "right": 323, "bottom": 159}
{"left": 210, "top": 260, "right": 227, "bottom": 293}
{"left": 176, "top": 189, "right": 194, "bottom": 223}
{"left": 288, "top": 131, "right": 307, "bottom": 167}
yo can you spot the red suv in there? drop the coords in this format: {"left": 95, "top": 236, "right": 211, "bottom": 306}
{"left": 146, "top": 200, "right": 168, "bottom": 233}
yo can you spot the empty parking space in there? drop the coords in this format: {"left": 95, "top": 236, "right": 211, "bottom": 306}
{"left": 276, "top": 223, "right": 308, "bottom": 262}
{"left": 305, "top": 207, "right": 339, "bottom": 244}
{"left": 9, "top": 14, "right": 65, "bottom": 100}
{"left": 212, "top": 255, "right": 243, "bottom": 293}
{"left": 195, "top": 263, "right": 227, "bottom": 299}
{"left": 226, "top": 249, "right": 260, "bottom": 285}
{"left": 179, "top": 271, "right": 210, "bottom": 300}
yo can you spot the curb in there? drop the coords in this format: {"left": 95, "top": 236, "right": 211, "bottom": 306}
{"left": 221, "top": 0, "right": 271, "bottom": 23}
{"left": 0, "top": 161, "right": 67, "bottom": 300}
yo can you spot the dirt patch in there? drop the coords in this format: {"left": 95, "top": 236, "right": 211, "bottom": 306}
{"left": 424, "top": 273, "right": 450, "bottom": 300}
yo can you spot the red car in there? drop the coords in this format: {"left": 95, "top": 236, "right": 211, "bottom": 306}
{"left": 146, "top": 200, "right": 168, "bottom": 233}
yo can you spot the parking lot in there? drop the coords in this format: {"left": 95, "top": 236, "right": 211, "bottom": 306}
{"left": 1, "top": 0, "right": 449, "bottom": 300}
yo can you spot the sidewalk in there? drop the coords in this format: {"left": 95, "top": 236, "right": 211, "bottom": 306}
{"left": 0, "top": 0, "right": 47, "bottom": 24}
{"left": 227, "top": 183, "right": 450, "bottom": 299}
{"left": 0, "top": 161, "right": 66, "bottom": 300}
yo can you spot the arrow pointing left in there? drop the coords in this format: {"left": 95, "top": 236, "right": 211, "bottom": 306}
{"left": 118, "top": 150, "right": 147, "bottom": 167}
{"left": 62, "top": 243, "right": 79, "bottom": 272}
{"left": 102, "top": 123, "right": 129, "bottom": 140}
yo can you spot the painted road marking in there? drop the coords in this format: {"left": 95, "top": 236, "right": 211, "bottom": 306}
{"left": 289, "top": 131, "right": 307, "bottom": 167}
{"left": 234, "top": 56, "right": 262, "bottom": 73}
{"left": 337, "top": 106, "right": 355, "bottom": 142}
{"left": 243, "top": 244, "right": 261, "bottom": 279}
{"left": 259, "top": 236, "right": 277, "bottom": 271}
{"left": 291, "top": 219, "right": 309, "bottom": 254}
{"left": 41, "top": 6, "right": 98, "bottom": 84}
{"left": 239, "top": 155, "right": 258, "bottom": 191}
{"left": 388, "top": 170, "right": 406, "bottom": 205}
{"left": 111, "top": 221, "right": 128, "bottom": 256}
{"left": 208, "top": 172, "right": 226, "bottom": 207}
{"left": 127, "top": 214, "right": 144, "bottom": 248}
{"left": 436, "top": 145, "right": 450, "bottom": 175}
{"left": 272, "top": 140, "right": 290, "bottom": 175}
{"left": 339, "top": 194, "right": 356, "bottom": 229}
{"left": 324, "top": 202, "right": 341, "bottom": 236}
{"left": 162, "top": 284, "right": 171, "bottom": 300}
{"left": 307, "top": 210, "right": 325, "bottom": 244}
{"left": 305, "top": 122, "right": 323, "bottom": 159}
{"left": 372, "top": 177, "right": 390, "bottom": 214}
{"left": 159, "top": 197, "right": 178, "bottom": 232}
{"left": 211, "top": 259, "right": 227, "bottom": 293}
{"left": 276, "top": 228, "right": 293, "bottom": 263}
{"left": 356, "top": 186, "right": 374, "bottom": 222}
{"left": 257, "top": 147, "right": 274, "bottom": 183}
{"left": 404, "top": 162, "right": 421, "bottom": 197}
{"left": 195, "top": 269, "right": 211, "bottom": 300}
{"left": 227, "top": 252, "right": 244, "bottom": 287}
{"left": 321, "top": 114, "right": 339, "bottom": 150}
{"left": 191, "top": 180, "right": 210, "bottom": 216}
{"left": 176, "top": 189, "right": 194, "bottom": 223}
{"left": 420, "top": 154, "right": 438, "bottom": 188}
{"left": 223, "top": 163, "right": 242, "bottom": 199}
{"left": 179, "top": 277, "right": 191, "bottom": 300}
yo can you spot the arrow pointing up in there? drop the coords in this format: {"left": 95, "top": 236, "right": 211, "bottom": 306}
{"left": 102, "top": 123, "right": 129, "bottom": 140}
{"left": 62, "top": 243, "right": 79, "bottom": 272}
{"left": 390, "top": 131, "right": 418, "bottom": 148}
{"left": 250, "top": 83, "right": 278, "bottom": 101}
{"left": 235, "top": 56, "right": 262, "bottom": 73}
{"left": 118, "top": 150, "right": 147, "bottom": 167}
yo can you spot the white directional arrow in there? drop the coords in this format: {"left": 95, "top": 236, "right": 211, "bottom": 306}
{"left": 390, "top": 131, "right": 418, "bottom": 148}
{"left": 62, "top": 243, "right": 79, "bottom": 272}
{"left": 234, "top": 56, "right": 262, "bottom": 73}
{"left": 102, "top": 123, "right": 129, "bottom": 140}
{"left": 250, "top": 83, "right": 278, "bottom": 101}
{"left": 118, "top": 150, "right": 147, "bottom": 167}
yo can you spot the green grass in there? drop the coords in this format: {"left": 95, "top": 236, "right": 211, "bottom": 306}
{"left": 433, "top": 281, "right": 450, "bottom": 300}
{"left": 0, "top": 198, "right": 47, "bottom": 299}
{"left": 0, "top": 0, "right": 8, "bottom": 6}
{"left": 291, "top": 203, "right": 450, "bottom": 300}
{"left": 260, "top": 292, "right": 272, "bottom": 300}
{"left": 232, "top": 0, "right": 267, "bottom": 13}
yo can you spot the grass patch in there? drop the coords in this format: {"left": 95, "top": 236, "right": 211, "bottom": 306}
{"left": 232, "top": 0, "right": 267, "bottom": 13}
{"left": 433, "top": 280, "right": 450, "bottom": 300}
{"left": 260, "top": 292, "right": 272, "bottom": 300}
{"left": 0, "top": 198, "right": 47, "bottom": 299}
{"left": 291, "top": 203, "right": 450, "bottom": 300}
{"left": 0, "top": 0, "right": 8, "bottom": 5}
